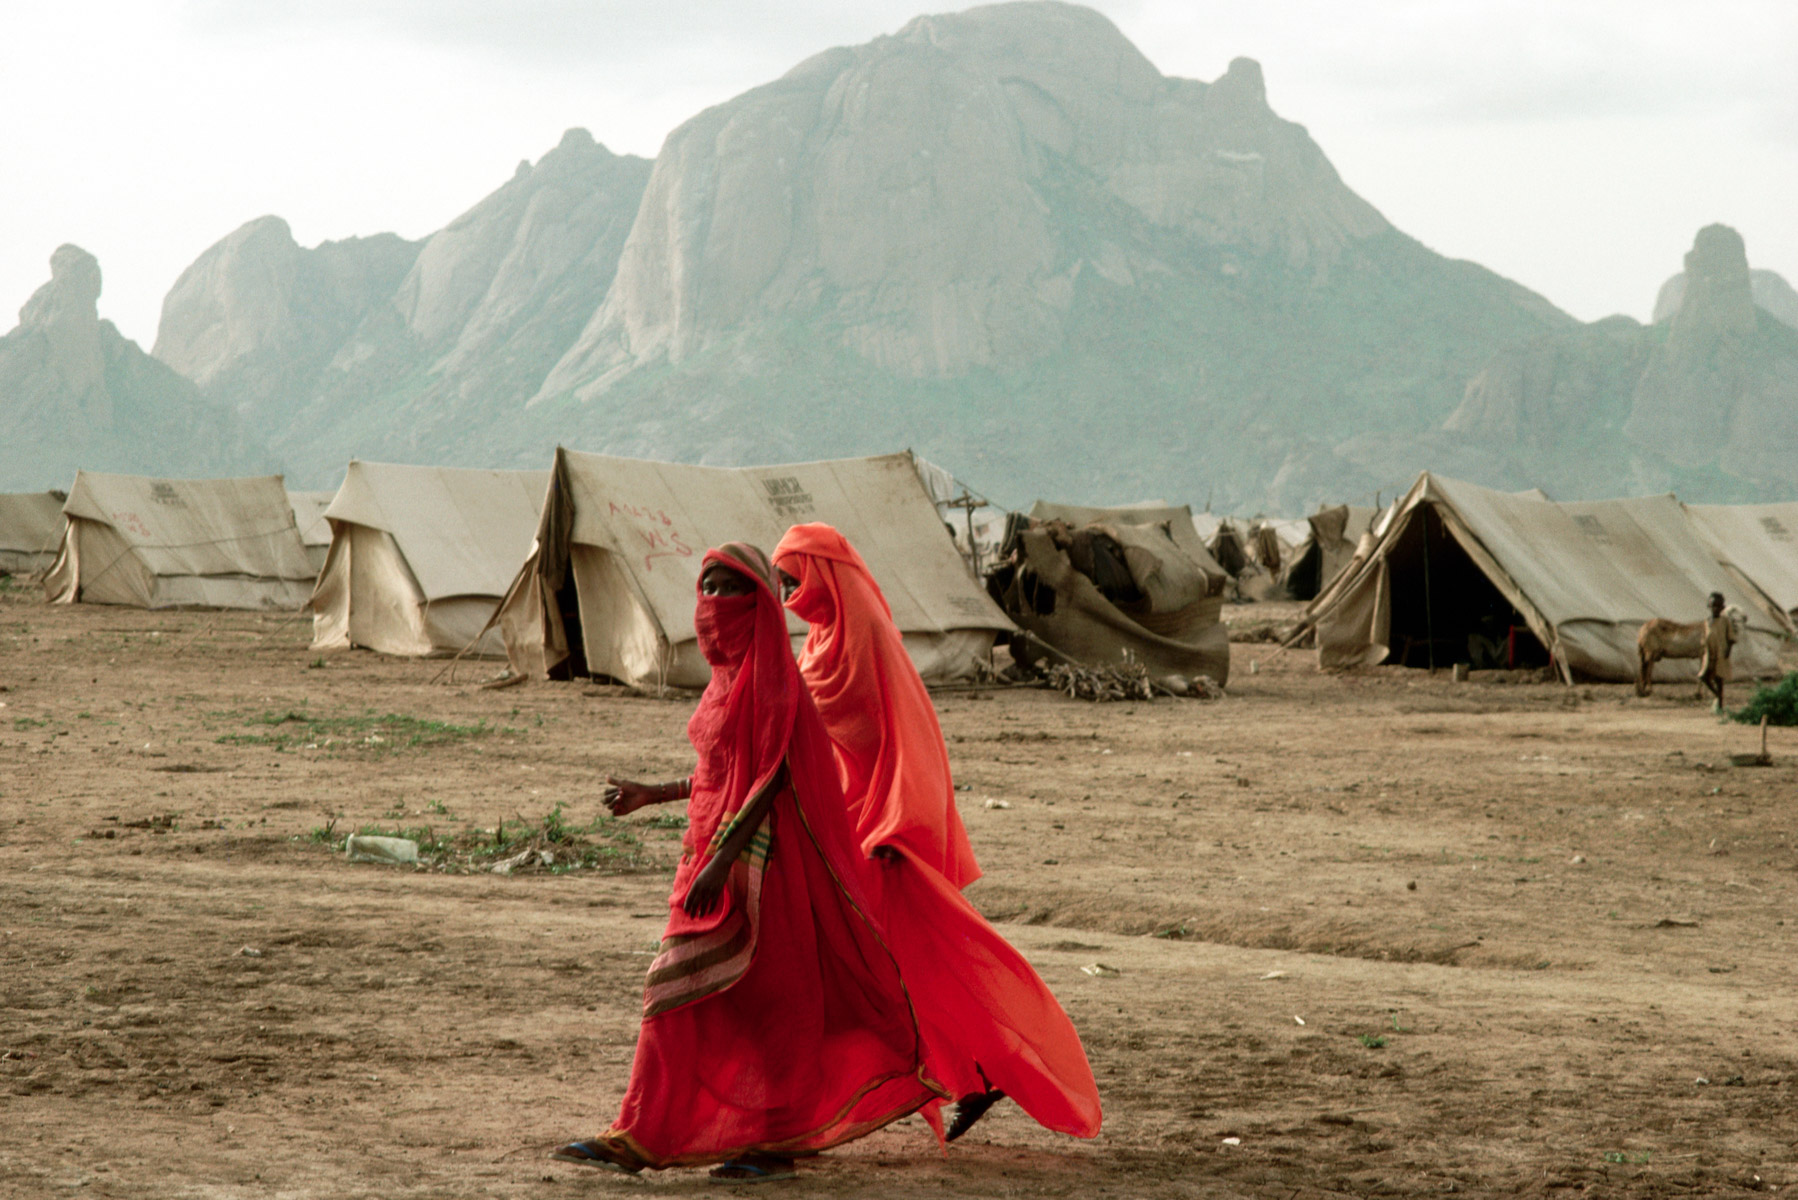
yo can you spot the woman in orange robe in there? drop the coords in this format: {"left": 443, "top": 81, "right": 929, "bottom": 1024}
{"left": 553, "top": 543, "right": 943, "bottom": 1180}
{"left": 772, "top": 523, "right": 1102, "bottom": 1143}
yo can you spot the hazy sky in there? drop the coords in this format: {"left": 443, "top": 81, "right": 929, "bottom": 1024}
{"left": 4, "top": 1, "right": 1793, "bottom": 345}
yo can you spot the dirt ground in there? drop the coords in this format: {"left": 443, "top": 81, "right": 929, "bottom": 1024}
{"left": 3, "top": 587, "right": 1796, "bottom": 1199}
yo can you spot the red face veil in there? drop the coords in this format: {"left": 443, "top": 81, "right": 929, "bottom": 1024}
{"left": 680, "top": 542, "right": 797, "bottom": 912}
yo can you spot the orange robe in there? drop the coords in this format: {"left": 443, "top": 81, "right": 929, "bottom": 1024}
{"left": 593, "top": 544, "right": 942, "bottom": 1169}
{"left": 774, "top": 524, "right": 1102, "bottom": 1139}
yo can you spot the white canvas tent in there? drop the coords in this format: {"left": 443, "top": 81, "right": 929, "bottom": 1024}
{"left": 495, "top": 449, "right": 1011, "bottom": 687}
{"left": 43, "top": 472, "right": 314, "bottom": 609}
{"left": 1683, "top": 502, "right": 1798, "bottom": 622}
{"left": 287, "top": 490, "right": 336, "bottom": 573}
{"left": 1304, "top": 472, "right": 1786, "bottom": 683}
{"left": 309, "top": 462, "right": 549, "bottom": 658}
{"left": 0, "top": 491, "right": 66, "bottom": 576}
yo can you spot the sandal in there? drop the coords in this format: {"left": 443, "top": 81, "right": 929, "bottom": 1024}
{"left": 710, "top": 1154, "right": 797, "bottom": 1183}
{"left": 550, "top": 1139, "right": 642, "bottom": 1174}
{"left": 945, "top": 1088, "right": 1006, "bottom": 1142}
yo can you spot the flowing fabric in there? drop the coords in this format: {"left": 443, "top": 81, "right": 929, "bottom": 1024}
{"left": 594, "top": 543, "right": 943, "bottom": 1170}
{"left": 774, "top": 524, "right": 1103, "bottom": 1139}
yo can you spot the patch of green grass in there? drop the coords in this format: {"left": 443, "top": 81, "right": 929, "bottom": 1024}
{"left": 1358, "top": 1034, "right": 1389, "bottom": 1049}
{"left": 1603, "top": 1151, "right": 1651, "bottom": 1165}
{"left": 645, "top": 813, "right": 689, "bottom": 831}
{"left": 215, "top": 707, "right": 495, "bottom": 755}
{"left": 12, "top": 716, "right": 48, "bottom": 731}
{"left": 305, "top": 803, "right": 656, "bottom": 876}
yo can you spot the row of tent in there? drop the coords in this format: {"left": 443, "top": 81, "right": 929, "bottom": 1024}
{"left": 5, "top": 461, "right": 1794, "bottom": 688}
{"left": 15, "top": 454, "right": 1009, "bottom": 686}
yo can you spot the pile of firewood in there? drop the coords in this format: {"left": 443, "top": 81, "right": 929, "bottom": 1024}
{"left": 1043, "top": 659, "right": 1157, "bottom": 702}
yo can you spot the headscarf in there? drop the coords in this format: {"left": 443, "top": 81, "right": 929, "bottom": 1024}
{"left": 773, "top": 523, "right": 980, "bottom": 889}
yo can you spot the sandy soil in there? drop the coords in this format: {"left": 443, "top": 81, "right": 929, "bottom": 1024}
{"left": 2, "top": 587, "right": 1796, "bottom": 1199}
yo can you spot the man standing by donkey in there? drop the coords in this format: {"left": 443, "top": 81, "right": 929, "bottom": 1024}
{"left": 1698, "top": 591, "right": 1736, "bottom": 714}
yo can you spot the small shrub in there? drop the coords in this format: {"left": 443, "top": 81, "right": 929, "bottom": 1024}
{"left": 1731, "top": 672, "right": 1798, "bottom": 727}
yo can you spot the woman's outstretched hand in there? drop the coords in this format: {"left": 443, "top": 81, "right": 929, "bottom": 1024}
{"left": 682, "top": 860, "right": 729, "bottom": 917}
{"left": 603, "top": 777, "right": 659, "bottom": 817}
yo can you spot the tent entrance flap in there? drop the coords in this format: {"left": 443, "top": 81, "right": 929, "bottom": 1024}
{"left": 549, "top": 551, "right": 590, "bottom": 682}
{"left": 567, "top": 544, "right": 698, "bottom": 687}
{"left": 1382, "top": 507, "right": 1549, "bottom": 671}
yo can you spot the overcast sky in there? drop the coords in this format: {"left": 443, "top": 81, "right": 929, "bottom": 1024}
{"left": 4, "top": 1, "right": 1793, "bottom": 345}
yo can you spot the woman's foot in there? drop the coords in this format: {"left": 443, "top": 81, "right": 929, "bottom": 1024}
{"left": 710, "top": 1153, "right": 797, "bottom": 1182}
{"left": 550, "top": 1139, "right": 641, "bottom": 1173}
{"left": 945, "top": 1087, "right": 1006, "bottom": 1142}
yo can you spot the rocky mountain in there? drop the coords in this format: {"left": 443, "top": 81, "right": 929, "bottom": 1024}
{"left": 0, "top": 245, "right": 252, "bottom": 491}
{"left": 153, "top": 217, "right": 419, "bottom": 422}
{"left": 42, "top": 0, "right": 1776, "bottom": 512}
{"left": 1627, "top": 226, "right": 1798, "bottom": 486}
{"left": 1338, "top": 224, "right": 1798, "bottom": 503}
{"left": 156, "top": 128, "right": 651, "bottom": 481}
{"left": 1653, "top": 264, "right": 1798, "bottom": 331}
{"left": 516, "top": 2, "right": 1576, "bottom": 510}
{"left": 131, "top": 2, "right": 1577, "bottom": 508}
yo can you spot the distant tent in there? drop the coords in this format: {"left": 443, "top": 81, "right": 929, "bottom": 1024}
{"left": 494, "top": 449, "right": 1011, "bottom": 687}
{"left": 309, "top": 462, "right": 549, "bottom": 658}
{"left": 1206, "top": 519, "right": 1248, "bottom": 577}
{"left": 913, "top": 455, "right": 1005, "bottom": 572}
{"left": 1302, "top": 472, "right": 1786, "bottom": 683}
{"left": 0, "top": 491, "right": 67, "bottom": 576}
{"left": 43, "top": 472, "right": 313, "bottom": 609}
{"left": 1255, "top": 517, "right": 1308, "bottom": 567}
{"left": 287, "top": 490, "right": 336, "bottom": 573}
{"left": 1000, "top": 501, "right": 1231, "bottom": 684}
{"left": 1284, "top": 505, "right": 1380, "bottom": 601}
{"left": 1682, "top": 502, "right": 1798, "bottom": 623}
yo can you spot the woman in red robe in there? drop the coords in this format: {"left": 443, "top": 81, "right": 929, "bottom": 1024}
{"left": 553, "top": 543, "right": 944, "bottom": 1180}
{"left": 772, "top": 523, "right": 1102, "bottom": 1143}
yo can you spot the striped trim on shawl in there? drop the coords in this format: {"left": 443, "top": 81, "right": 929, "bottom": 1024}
{"left": 640, "top": 785, "right": 777, "bottom": 1017}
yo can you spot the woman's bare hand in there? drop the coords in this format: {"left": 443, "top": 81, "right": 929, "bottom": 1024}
{"left": 603, "top": 777, "right": 659, "bottom": 817}
{"left": 682, "top": 861, "right": 729, "bottom": 917}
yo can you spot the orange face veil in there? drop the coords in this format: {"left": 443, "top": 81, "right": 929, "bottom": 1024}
{"left": 774, "top": 523, "right": 979, "bottom": 888}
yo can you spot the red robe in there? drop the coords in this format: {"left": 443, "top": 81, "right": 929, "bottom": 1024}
{"left": 593, "top": 543, "right": 943, "bottom": 1169}
{"left": 774, "top": 524, "right": 1102, "bottom": 1139}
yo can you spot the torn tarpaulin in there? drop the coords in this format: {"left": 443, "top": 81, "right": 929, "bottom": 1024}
{"left": 988, "top": 505, "right": 1231, "bottom": 687}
